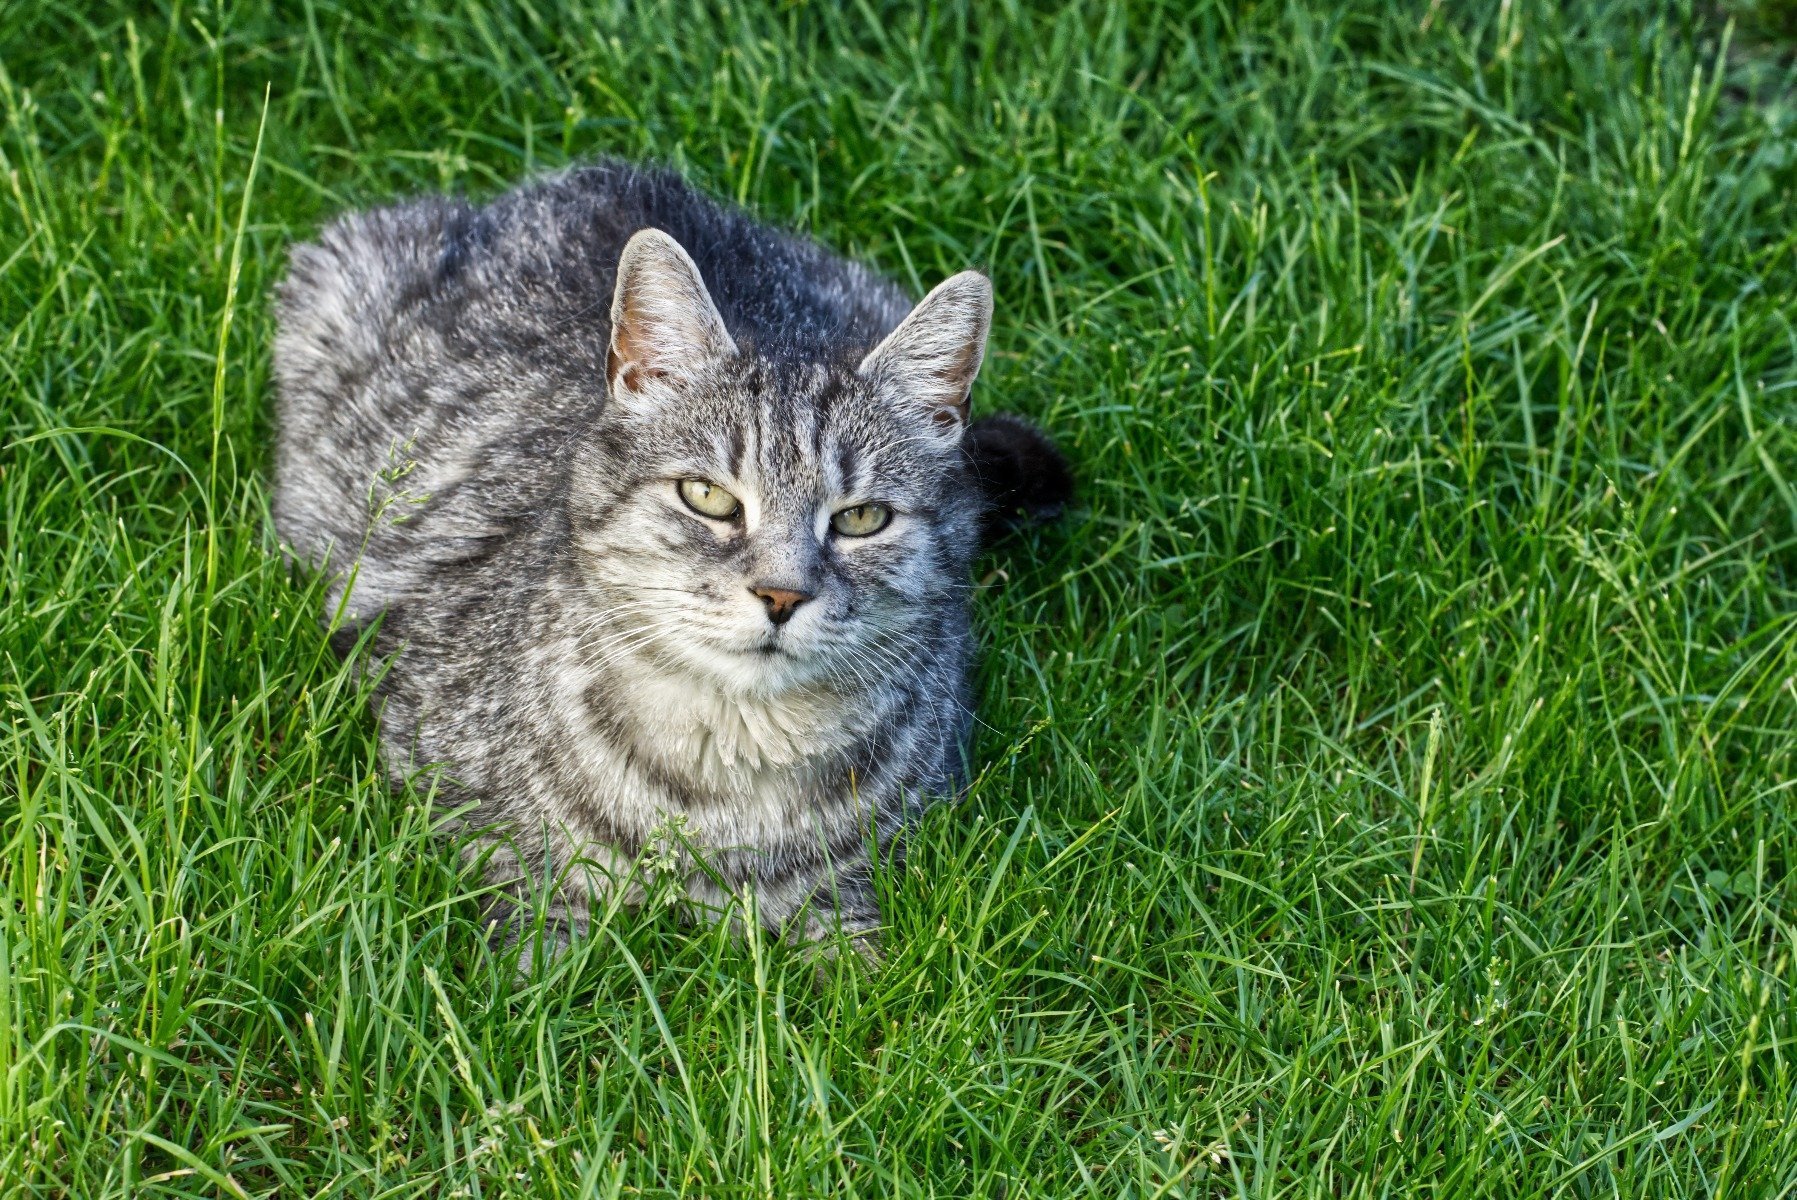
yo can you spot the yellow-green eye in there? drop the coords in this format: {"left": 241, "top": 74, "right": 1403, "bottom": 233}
{"left": 830, "top": 502, "right": 892, "bottom": 538}
{"left": 678, "top": 479, "right": 741, "bottom": 520}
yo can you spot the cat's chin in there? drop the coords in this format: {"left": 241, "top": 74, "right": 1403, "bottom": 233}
{"left": 667, "top": 633, "right": 834, "bottom": 698}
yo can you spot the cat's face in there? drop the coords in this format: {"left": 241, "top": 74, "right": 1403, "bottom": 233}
{"left": 567, "top": 230, "right": 989, "bottom": 697}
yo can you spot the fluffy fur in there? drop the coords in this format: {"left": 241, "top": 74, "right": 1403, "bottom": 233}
{"left": 270, "top": 159, "right": 1068, "bottom": 962}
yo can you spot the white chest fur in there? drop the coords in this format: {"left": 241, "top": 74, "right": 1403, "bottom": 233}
{"left": 626, "top": 669, "right": 859, "bottom": 786}
{"left": 543, "top": 642, "right": 869, "bottom": 853}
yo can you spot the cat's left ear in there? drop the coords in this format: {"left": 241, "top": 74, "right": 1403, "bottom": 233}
{"left": 858, "top": 271, "right": 992, "bottom": 439}
{"left": 607, "top": 229, "right": 737, "bottom": 406}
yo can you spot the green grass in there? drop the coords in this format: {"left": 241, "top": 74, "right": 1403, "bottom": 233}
{"left": 3, "top": 1, "right": 1796, "bottom": 1195}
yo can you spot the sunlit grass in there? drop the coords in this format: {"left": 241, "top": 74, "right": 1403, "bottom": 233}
{"left": 3, "top": 2, "right": 1795, "bottom": 1195}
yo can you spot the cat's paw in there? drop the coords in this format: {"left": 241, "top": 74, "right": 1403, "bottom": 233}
{"left": 785, "top": 899, "right": 883, "bottom": 971}
{"left": 801, "top": 926, "right": 884, "bottom": 988}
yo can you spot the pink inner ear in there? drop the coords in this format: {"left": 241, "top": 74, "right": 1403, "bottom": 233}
{"left": 608, "top": 312, "right": 666, "bottom": 391}
{"left": 606, "top": 344, "right": 627, "bottom": 390}
{"left": 611, "top": 361, "right": 666, "bottom": 392}
{"left": 928, "top": 327, "right": 982, "bottom": 422}
{"left": 932, "top": 401, "right": 967, "bottom": 429}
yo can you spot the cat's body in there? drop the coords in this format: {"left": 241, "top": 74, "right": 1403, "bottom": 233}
{"left": 271, "top": 160, "right": 1067, "bottom": 960}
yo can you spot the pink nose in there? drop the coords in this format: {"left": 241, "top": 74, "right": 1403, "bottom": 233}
{"left": 750, "top": 585, "right": 813, "bottom": 625}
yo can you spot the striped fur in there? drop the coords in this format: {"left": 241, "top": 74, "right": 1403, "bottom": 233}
{"left": 270, "top": 160, "right": 1059, "bottom": 963}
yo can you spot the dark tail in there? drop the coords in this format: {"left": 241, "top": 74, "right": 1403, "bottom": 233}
{"left": 962, "top": 413, "right": 1073, "bottom": 544}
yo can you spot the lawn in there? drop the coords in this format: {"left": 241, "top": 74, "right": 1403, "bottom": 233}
{"left": 4, "top": 1, "right": 1797, "bottom": 1195}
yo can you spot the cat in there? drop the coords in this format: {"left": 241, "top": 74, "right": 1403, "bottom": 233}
{"left": 270, "top": 159, "right": 1070, "bottom": 966}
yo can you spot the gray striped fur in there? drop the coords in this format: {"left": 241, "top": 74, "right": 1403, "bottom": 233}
{"left": 270, "top": 160, "right": 1038, "bottom": 964}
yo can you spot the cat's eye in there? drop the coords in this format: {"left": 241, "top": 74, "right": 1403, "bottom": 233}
{"left": 831, "top": 502, "right": 892, "bottom": 538}
{"left": 678, "top": 479, "right": 741, "bottom": 520}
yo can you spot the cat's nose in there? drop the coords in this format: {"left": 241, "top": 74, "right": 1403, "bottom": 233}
{"left": 750, "top": 585, "right": 813, "bottom": 626}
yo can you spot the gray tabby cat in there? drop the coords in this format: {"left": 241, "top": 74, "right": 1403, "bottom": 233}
{"left": 271, "top": 160, "right": 1069, "bottom": 964}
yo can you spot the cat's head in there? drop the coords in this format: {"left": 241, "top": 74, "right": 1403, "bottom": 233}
{"left": 566, "top": 228, "right": 990, "bottom": 697}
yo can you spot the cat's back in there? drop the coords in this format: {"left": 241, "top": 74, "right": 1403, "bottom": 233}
{"left": 271, "top": 160, "right": 911, "bottom": 579}
{"left": 471, "top": 161, "right": 912, "bottom": 348}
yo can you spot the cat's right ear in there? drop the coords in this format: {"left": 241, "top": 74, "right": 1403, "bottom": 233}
{"left": 607, "top": 229, "right": 736, "bottom": 407}
{"left": 858, "top": 271, "right": 992, "bottom": 441}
